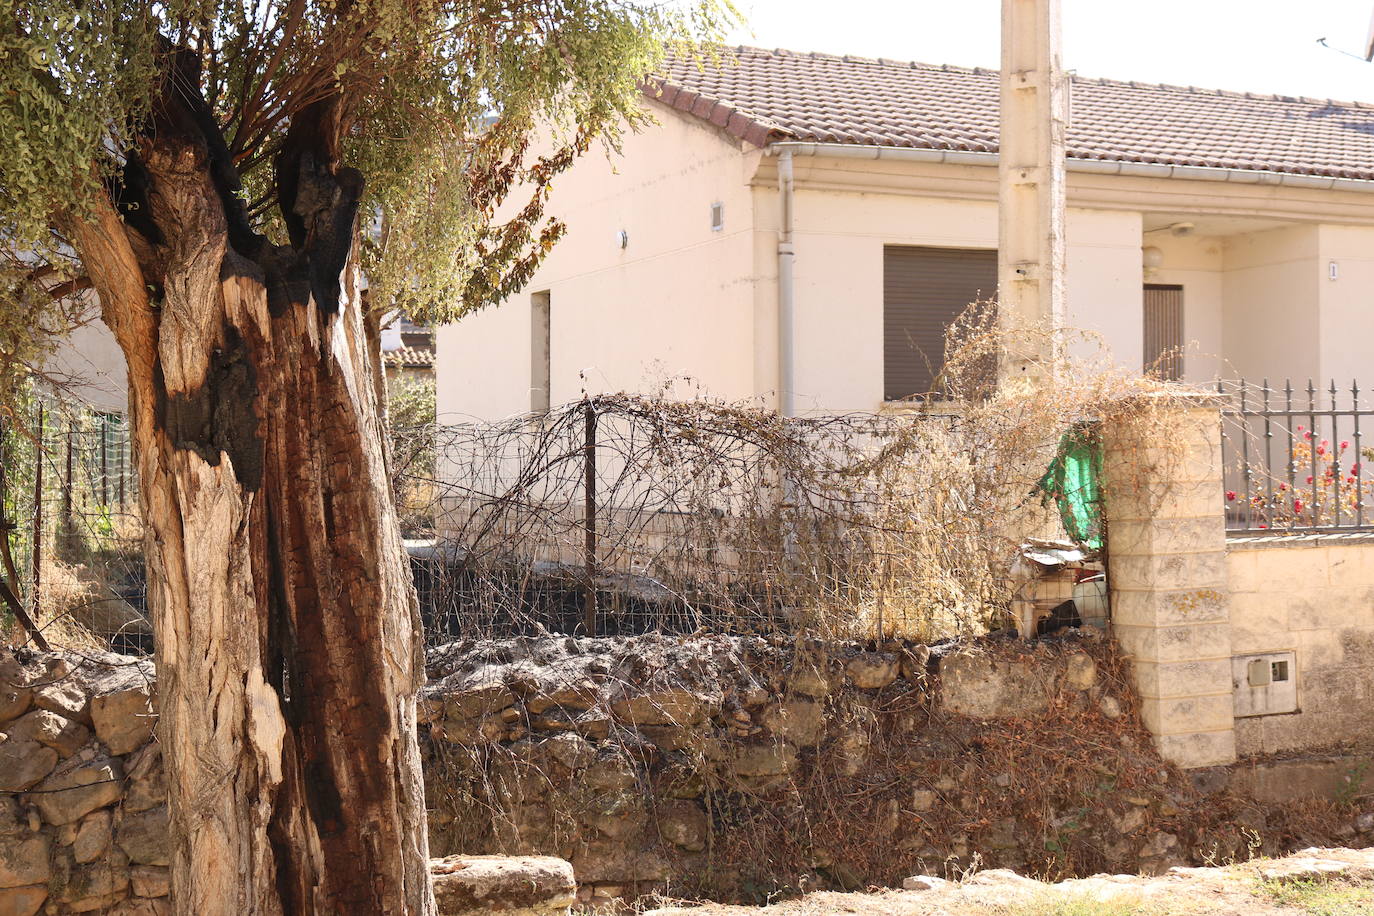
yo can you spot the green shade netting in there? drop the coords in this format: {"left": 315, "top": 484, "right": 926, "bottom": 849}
{"left": 1036, "top": 423, "right": 1104, "bottom": 551}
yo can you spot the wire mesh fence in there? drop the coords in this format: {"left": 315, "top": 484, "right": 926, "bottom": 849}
{"left": 1, "top": 391, "right": 148, "bottom": 654}
{"left": 405, "top": 394, "right": 1020, "bottom": 645}
{"left": 5, "top": 384, "right": 1082, "bottom": 654}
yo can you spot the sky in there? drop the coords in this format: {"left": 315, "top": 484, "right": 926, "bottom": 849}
{"left": 724, "top": 0, "right": 1374, "bottom": 103}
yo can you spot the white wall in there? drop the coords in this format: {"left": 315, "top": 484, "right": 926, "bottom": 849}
{"left": 1316, "top": 225, "right": 1374, "bottom": 388}
{"left": 787, "top": 189, "right": 999, "bottom": 414}
{"left": 1149, "top": 233, "right": 1225, "bottom": 384}
{"left": 1065, "top": 209, "right": 1143, "bottom": 374}
{"left": 773, "top": 188, "right": 1144, "bottom": 414}
{"left": 46, "top": 306, "right": 129, "bottom": 413}
{"left": 1222, "top": 226, "right": 1321, "bottom": 385}
{"left": 436, "top": 105, "right": 758, "bottom": 422}
{"left": 437, "top": 112, "right": 1374, "bottom": 425}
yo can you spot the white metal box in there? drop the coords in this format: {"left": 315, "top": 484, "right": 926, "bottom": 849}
{"left": 1232, "top": 651, "right": 1298, "bottom": 717}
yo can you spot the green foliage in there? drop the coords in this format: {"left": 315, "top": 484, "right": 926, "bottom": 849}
{"left": 0, "top": 0, "right": 158, "bottom": 253}
{"left": 0, "top": 264, "right": 77, "bottom": 416}
{"left": 386, "top": 372, "right": 436, "bottom": 532}
{"left": 387, "top": 372, "right": 436, "bottom": 476}
{"left": 0, "top": 0, "right": 739, "bottom": 384}
{"left": 0, "top": 385, "right": 39, "bottom": 626}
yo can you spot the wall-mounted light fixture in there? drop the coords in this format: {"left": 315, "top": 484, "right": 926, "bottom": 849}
{"left": 1144, "top": 221, "right": 1196, "bottom": 238}
{"left": 615, "top": 229, "right": 629, "bottom": 250}
{"left": 1142, "top": 246, "right": 1164, "bottom": 269}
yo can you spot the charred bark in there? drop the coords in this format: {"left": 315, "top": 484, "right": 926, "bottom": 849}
{"left": 66, "top": 49, "right": 434, "bottom": 916}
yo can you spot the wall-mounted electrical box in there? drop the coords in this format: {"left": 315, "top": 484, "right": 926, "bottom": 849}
{"left": 1232, "top": 651, "right": 1298, "bottom": 717}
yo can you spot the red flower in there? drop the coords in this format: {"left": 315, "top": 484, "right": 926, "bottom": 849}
{"left": 1353, "top": 463, "right": 1363, "bottom": 474}
{"left": 1259, "top": 524, "right": 1269, "bottom": 529}
{"left": 1341, "top": 440, "right": 1351, "bottom": 451}
{"left": 1317, "top": 446, "right": 1326, "bottom": 456}
{"left": 1294, "top": 498, "right": 1305, "bottom": 513}
{"left": 1307, "top": 475, "right": 1315, "bottom": 484}
{"left": 1304, "top": 430, "right": 1314, "bottom": 440}
{"left": 1348, "top": 477, "right": 1357, "bottom": 485}
{"left": 1226, "top": 490, "right": 1237, "bottom": 501}
{"left": 1279, "top": 482, "right": 1288, "bottom": 491}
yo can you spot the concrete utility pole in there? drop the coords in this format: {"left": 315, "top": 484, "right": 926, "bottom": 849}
{"left": 998, "top": 0, "right": 1068, "bottom": 384}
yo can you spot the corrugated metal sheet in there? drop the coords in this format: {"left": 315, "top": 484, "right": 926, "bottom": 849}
{"left": 1143, "top": 284, "right": 1184, "bottom": 381}
{"left": 884, "top": 246, "right": 997, "bottom": 400}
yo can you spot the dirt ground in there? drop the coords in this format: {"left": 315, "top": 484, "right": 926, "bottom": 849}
{"left": 641, "top": 847, "right": 1374, "bottom": 915}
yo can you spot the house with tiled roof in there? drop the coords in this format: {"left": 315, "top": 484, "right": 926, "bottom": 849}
{"left": 381, "top": 313, "right": 435, "bottom": 380}
{"left": 437, "top": 46, "right": 1374, "bottom": 419}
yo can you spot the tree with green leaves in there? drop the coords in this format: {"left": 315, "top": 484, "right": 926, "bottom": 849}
{"left": 1, "top": 1, "right": 731, "bottom": 911}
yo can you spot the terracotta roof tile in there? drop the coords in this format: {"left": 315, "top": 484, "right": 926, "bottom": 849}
{"left": 383, "top": 346, "right": 435, "bottom": 370}
{"left": 648, "top": 46, "right": 1374, "bottom": 181}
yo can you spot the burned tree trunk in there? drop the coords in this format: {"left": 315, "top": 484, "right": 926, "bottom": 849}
{"left": 65, "top": 52, "right": 434, "bottom": 915}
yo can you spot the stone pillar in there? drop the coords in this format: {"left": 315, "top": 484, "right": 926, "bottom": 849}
{"left": 1102, "top": 392, "right": 1236, "bottom": 768}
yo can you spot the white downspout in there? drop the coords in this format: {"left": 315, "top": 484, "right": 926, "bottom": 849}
{"left": 775, "top": 150, "right": 799, "bottom": 563}
{"left": 777, "top": 149, "right": 796, "bottom": 417}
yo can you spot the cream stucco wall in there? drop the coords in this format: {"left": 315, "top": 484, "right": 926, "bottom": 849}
{"left": 1148, "top": 233, "right": 1225, "bottom": 384}
{"left": 1316, "top": 225, "right": 1374, "bottom": 388}
{"left": 750, "top": 186, "right": 1143, "bottom": 413}
{"left": 768, "top": 186, "right": 1004, "bottom": 414}
{"left": 47, "top": 307, "right": 129, "bottom": 413}
{"left": 1222, "top": 225, "right": 1322, "bottom": 385}
{"left": 436, "top": 104, "right": 759, "bottom": 422}
{"left": 1141, "top": 222, "right": 1374, "bottom": 389}
{"left": 1065, "top": 209, "right": 1144, "bottom": 374}
{"left": 1228, "top": 538, "right": 1374, "bottom": 757}
{"left": 437, "top": 108, "right": 1374, "bottom": 422}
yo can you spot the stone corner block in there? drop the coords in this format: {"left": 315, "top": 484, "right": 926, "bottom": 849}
{"left": 431, "top": 855, "right": 576, "bottom": 915}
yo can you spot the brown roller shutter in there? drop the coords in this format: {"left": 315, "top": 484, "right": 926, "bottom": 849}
{"left": 884, "top": 246, "right": 998, "bottom": 401}
{"left": 1143, "top": 284, "right": 1184, "bottom": 381}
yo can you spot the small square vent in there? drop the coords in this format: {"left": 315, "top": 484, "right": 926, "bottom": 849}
{"left": 1232, "top": 651, "right": 1298, "bottom": 717}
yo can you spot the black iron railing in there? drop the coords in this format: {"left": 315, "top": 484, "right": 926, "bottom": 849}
{"left": 1219, "top": 379, "right": 1374, "bottom": 534}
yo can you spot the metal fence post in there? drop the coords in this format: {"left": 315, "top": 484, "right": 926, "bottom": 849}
{"left": 32, "top": 403, "right": 44, "bottom": 619}
{"left": 583, "top": 398, "right": 598, "bottom": 636}
{"left": 62, "top": 416, "right": 73, "bottom": 538}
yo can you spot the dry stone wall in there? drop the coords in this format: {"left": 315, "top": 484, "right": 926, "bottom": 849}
{"left": 0, "top": 651, "right": 162, "bottom": 916}
{"left": 419, "top": 631, "right": 1373, "bottom": 907}
{"left": 5, "top": 634, "right": 1372, "bottom": 914}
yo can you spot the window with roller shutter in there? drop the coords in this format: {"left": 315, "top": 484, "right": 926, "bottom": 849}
{"left": 883, "top": 246, "right": 998, "bottom": 401}
{"left": 1143, "top": 284, "right": 1184, "bottom": 381}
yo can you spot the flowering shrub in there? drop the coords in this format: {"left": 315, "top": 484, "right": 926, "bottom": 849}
{"left": 1230, "top": 425, "right": 1374, "bottom": 528}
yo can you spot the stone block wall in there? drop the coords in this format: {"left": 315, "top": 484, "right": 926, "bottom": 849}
{"left": 0, "top": 652, "right": 164, "bottom": 915}
{"left": 1226, "top": 534, "right": 1374, "bottom": 756}
{"left": 1101, "top": 394, "right": 1237, "bottom": 769}
{"left": 1097, "top": 392, "right": 1374, "bottom": 767}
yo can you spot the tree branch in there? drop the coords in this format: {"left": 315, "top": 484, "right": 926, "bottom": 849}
{"left": 61, "top": 184, "right": 158, "bottom": 386}
{"left": 0, "top": 573, "right": 48, "bottom": 652}
{"left": 273, "top": 97, "right": 363, "bottom": 316}
{"left": 161, "top": 45, "right": 265, "bottom": 258}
